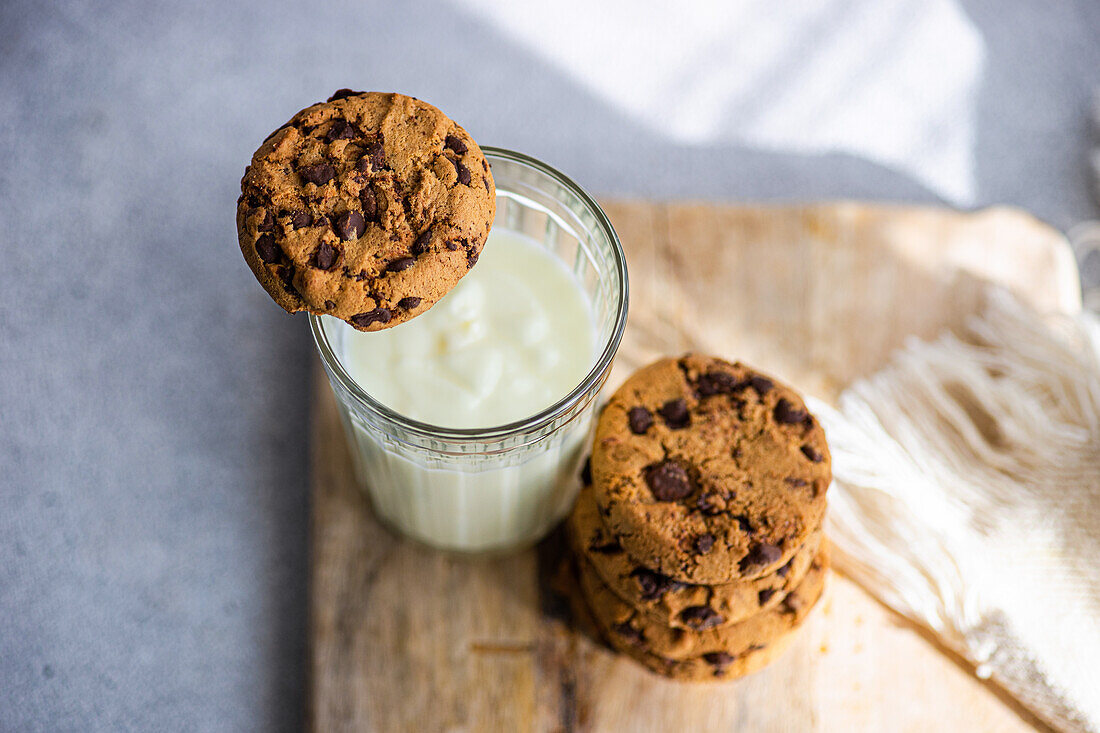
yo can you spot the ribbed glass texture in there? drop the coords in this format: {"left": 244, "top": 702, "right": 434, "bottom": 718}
{"left": 311, "top": 148, "right": 629, "bottom": 552}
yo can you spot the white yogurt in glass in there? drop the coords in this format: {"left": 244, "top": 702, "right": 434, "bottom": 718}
{"left": 311, "top": 148, "right": 628, "bottom": 553}
{"left": 342, "top": 230, "right": 596, "bottom": 429}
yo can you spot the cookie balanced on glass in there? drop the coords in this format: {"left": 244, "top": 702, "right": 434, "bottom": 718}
{"left": 236, "top": 89, "right": 629, "bottom": 553}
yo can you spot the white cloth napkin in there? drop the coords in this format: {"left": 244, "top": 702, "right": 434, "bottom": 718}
{"left": 810, "top": 288, "right": 1100, "bottom": 733}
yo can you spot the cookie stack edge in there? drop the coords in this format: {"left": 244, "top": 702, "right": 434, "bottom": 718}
{"left": 565, "top": 354, "right": 832, "bottom": 681}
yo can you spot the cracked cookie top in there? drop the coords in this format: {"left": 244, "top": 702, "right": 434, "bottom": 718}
{"left": 590, "top": 354, "right": 831, "bottom": 584}
{"left": 236, "top": 90, "right": 495, "bottom": 331}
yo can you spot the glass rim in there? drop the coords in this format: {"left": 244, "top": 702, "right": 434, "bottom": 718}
{"left": 309, "top": 146, "right": 630, "bottom": 442}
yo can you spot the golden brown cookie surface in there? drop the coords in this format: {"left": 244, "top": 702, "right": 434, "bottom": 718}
{"left": 578, "top": 543, "right": 829, "bottom": 664}
{"left": 236, "top": 90, "right": 495, "bottom": 330}
{"left": 590, "top": 354, "right": 831, "bottom": 584}
{"left": 566, "top": 575, "right": 799, "bottom": 682}
{"left": 568, "top": 483, "right": 823, "bottom": 630}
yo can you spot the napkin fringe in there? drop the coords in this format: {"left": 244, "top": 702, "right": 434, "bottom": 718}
{"left": 810, "top": 288, "right": 1100, "bottom": 733}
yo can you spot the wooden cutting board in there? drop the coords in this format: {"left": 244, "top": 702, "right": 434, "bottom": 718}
{"left": 309, "top": 201, "right": 1081, "bottom": 732}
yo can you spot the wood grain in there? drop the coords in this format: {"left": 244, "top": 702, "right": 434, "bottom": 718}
{"left": 310, "top": 201, "right": 1080, "bottom": 733}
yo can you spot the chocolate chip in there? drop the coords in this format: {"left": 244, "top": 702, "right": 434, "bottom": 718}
{"left": 299, "top": 163, "right": 336, "bottom": 186}
{"left": 334, "top": 211, "right": 366, "bottom": 241}
{"left": 313, "top": 242, "right": 338, "bottom": 271}
{"left": 696, "top": 492, "right": 727, "bottom": 515}
{"left": 290, "top": 210, "right": 313, "bottom": 229}
{"left": 758, "top": 588, "right": 776, "bottom": 606}
{"left": 444, "top": 134, "right": 468, "bottom": 154}
{"left": 750, "top": 376, "right": 774, "bottom": 394}
{"left": 776, "top": 559, "right": 793, "bottom": 577}
{"left": 774, "top": 398, "right": 808, "bottom": 425}
{"left": 733, "top": 515, "right": 754, "bottom": 533}
{"left": 658, "top": 398, "right": 690, "bottom": 429}
{"left": 386, "top": 257, "right": 415, "bottom": 273}
{"left": 412, "top": 227, "right": 433, "bottom": 256}
{"left": 697, "top": 371, "right": 741, "bottom": 396}
{"left": 703, "top": 651, "right": 735, "bottom": 669}
{"left": 327, "top": 88, "right": 364, "bottom": 101}
{"left": 245, "top": 192, "right": 263, "bottom": 208}
{"left": 466, "top": 247, "right": 479, "bottom": 269}
{"left": 323, "top": 299, "right": 336, "bottom": 310}
{"left": 627, "top": 406, "right": 653, "bottom": 434}
{"left": 801, "top": 444, "right": 824, "bottom": 462}
{"left": 483, "top": 177, "right": 491, "bottom": 193}
{"left": 359, "top": 187, "right": 378, "bottom": 221}
{"left": 785, "top": 477, "right": 808, "bottom": 489}
{"left": 580, "top": 456, "right": 592, "bottom": 486}
{"left": 631, "top": 568, "right": 686, "bottom": 600}
{"left": 679, "top": 606, "right": 723, "bottom": 630}
{"left": 398, "top": 296, "right": 421, "bottom": 310}
{"left": 451, "top": 157, "right": 472, "bottom": 185}
{"left": 277, "top": 265, "right": 297, "bottom": 295}
{"left": 324, "top": 119, "right": 358, "bottom": 142}
{"left": 644, "top": 461, "right": 692, "bottom": 501}
{"left": 589, "top": 540, "right": 622, "bottom": 555}
{"left": 350, "top": 308, "right": 392, "bottom": 328}
{"left": 255, "top": 234, "right": 279, "bottom": 263}
{"left": 739, "top": 542, "right": 782, "bottom": 572}
{"left": 256, "top": 209, "right": 276, "bottom": 231}
{"left": 694, "top": 533, "right": 715, "bottom": 554}
{"left": 612, "top": 623, "right": 645, "bottom": 648}
{"left": 356, "top": 137, "right": 385, "bottom": 172}
{"left": 632, "top": 569, "right": 663, "bottom": 599}
{"left": 370, "top": 137, "right": 387, "bottom": 169}
{"left": 444, "top": 240, "right": 459, "bottom": 251}
{"left": 782, "top": 593, "right": 804, "bottom": 614}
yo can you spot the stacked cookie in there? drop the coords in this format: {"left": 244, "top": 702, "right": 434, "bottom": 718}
{"left": 567, "top": 354, "right": 831, "bottom": 681}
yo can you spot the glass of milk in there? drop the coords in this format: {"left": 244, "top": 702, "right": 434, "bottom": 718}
{"left": 310, "top": 148, "right": 629, "bottom": 553}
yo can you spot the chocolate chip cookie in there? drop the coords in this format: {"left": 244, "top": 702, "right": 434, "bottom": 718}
{"left": 590, "top": 354, "right": 831, "bottom": 584}
{"left": 566, "top": 574, "right": 800, "bottom": 682}
{"left": 568, "top": 482, "right": 823, "bottom": 630}
{"left": 236, "top": 90, "right": 495, "bottom": 331}
{"left": 579, "top": 543, "right": 829, "bottom": 667}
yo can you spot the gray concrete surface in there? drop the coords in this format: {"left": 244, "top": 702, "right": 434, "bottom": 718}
{"left": 2, "top": 1, "right": 1098, "bottom": 730}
